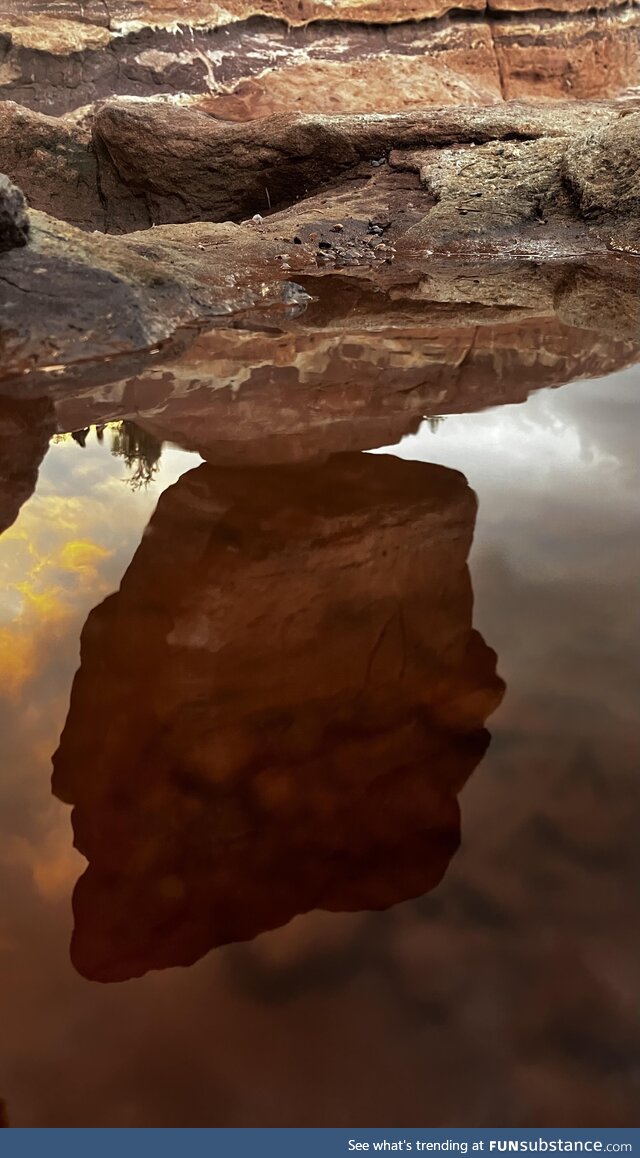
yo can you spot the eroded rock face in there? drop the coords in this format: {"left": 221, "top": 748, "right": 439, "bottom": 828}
{"left": 89, "top": 99, "right": 620, "bottom": 231}
{"left": 0, "top": 104, "right": 100, "bottom": 231}
{"left": 52, "top": 453, "right": 504, "bottom": 981}
{"left": 2, "top": 99, "right": 640, "bottom": 244}
{"left": 564, "top": 111, "right": 640, "bottom": 219}
{"left": 1, "top": 2, "right": 638, "bottom": 116}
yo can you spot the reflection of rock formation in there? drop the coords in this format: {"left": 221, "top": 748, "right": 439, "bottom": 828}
{"left": 43, "top": 258, "right": 640, "bottom": 465}
{"left": 7, "top": 254, "right": 638, "bottom": 466}
{"left": 0, "top": 397, "right": 53, "bottom": 537}
{"left": 52, "top": 453, "right": 503, "bottom": 982}
{"left": 3, "top": 105, "right": 640, "bottom": 405}
{"left": 112, "top": 312, "right": 640, "bottom": 465}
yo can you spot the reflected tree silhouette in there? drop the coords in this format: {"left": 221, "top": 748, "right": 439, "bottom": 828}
{"left": 109, "top": 422, "right": 163, "bottom": 489}
{"left": 426, "top": 416, "right": 445, "bottom": 433}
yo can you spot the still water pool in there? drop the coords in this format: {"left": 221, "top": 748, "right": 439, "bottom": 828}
{"left": 0, "top": 369, "right": 638, "bottom": 1127}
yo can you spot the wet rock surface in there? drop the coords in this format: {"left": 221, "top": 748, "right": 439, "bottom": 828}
{"left": 0, "top": 209, "right": 315, "bottom": 393}
{"left": 51, "top": 452, "right": 503, "bottom": 981}
{"left": 1, "top": 192, "right": 640, "bottom": 425}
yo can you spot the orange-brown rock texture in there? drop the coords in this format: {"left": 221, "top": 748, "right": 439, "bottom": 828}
{"left": 3, "top": 98, "right": 640, "bottom": 236}
{"left": 52, "top": 452, "right": 504, "bottom": 981}
{"left": 1, "top": 0, "right": 639, "bottom": 115}
{"left": 1, "top": 200, "right": 639, "bottom": 466}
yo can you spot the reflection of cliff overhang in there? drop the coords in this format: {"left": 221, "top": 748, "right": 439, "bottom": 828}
{"left": 52, "top": 452, "right": 504, "bottom": 982}
{"left": 3, "top": 241, "right": 639, "bottom": 468}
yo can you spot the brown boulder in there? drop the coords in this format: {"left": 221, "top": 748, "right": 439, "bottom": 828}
{"left": 0, "top": 102, "right": 101, "bottom": 231}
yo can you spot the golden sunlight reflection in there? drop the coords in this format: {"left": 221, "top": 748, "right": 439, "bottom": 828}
{"left": 0, "top": 430, "right": 201, "bottom": 912}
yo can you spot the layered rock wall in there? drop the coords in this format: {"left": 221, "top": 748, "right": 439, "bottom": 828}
{"left": 2, "top": 0, "right": 639, "bottom": 115}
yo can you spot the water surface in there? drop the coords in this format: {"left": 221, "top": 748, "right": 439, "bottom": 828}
{"left": 0, "top": 370, "right": 639, "bottom": 1127}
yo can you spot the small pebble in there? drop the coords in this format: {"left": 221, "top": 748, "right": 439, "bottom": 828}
{"left": 330, "top": 223, "right": 344, "bottom": 232}
{"left": 252, "top": 213, "right": 263, "bottom": 224}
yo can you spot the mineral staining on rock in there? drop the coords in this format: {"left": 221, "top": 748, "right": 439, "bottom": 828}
{"left": 1, "top": 0, "right": 639, "bottom": 116}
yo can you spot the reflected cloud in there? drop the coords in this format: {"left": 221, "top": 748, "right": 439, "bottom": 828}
{"left": 0, "top": 503, "right": 112, "bottom": 700}
{"left": 0, "top": 433, "right": 201, "bottom": 959}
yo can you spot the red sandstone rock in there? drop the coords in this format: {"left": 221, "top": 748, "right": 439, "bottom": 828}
{"left": 1, "top": 1, "right": 638, "bottom": 117}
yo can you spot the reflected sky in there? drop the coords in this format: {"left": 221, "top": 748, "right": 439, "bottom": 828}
{"left": 0, "top": 372, "right": 639, "bottom": 1127}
